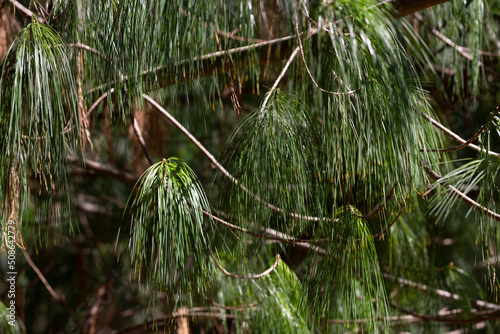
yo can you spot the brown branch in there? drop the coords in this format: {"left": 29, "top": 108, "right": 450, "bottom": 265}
{"left": 68, "top": 157, "right": 138, "bottom": 184}
{"left": 21, "top": 248, "right": 83, "bottom": 328}
{"left": 422, "top": 107, "right": 500, "bottom": 154}
{"left": 421, "top": 112, "right": 500, "bottom": 158}
{"left": 390, "top": 0, "right": 452, "bottom": 17}
{"left": 83, "top": 272, "right": 114, "bottom": 334}
{"left": 86, "top": 0, "right": 453, "bottom": 96}
{"left": 9, "top": 0, "right": 45, "bottom": 23}
{"left": 390, "top": 303, "right": 500, "bottom": 324}
{"left": 424, "top": 165, "right": 500, "bottom": 223}
{"left": 384, "top": 273, "right": 500, "bottom": 311}
{"left": 131, "top": 114, "right": 154, "bottom": 165}
{"left": 371, "top": 201, "right": 407, "bottom": 239}
{"left": 211, "top": 252, "right": 281, "bottom": 279}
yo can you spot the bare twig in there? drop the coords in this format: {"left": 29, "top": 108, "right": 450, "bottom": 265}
{"left": 21, "top": 249, "right": 83, "bottom": 327}
{"left": 204, "top": 210, "right": 327, "bottom": 253}
{"left": 371, "top": 202, "right": 407, "bottom": 239}
{"left": 295, "top": 17, "right": 365, "bottom": 96}
{"left": 421, "top": 112, "right": 500, "bottom": 158}
{"left": 131, "top": 114, "right": 154, "bottom": 165}
{"left": 83, "top": 273, "right": 114, "bottom": 334}
{"left": 211, "top": 252, "right": 281, "bottom": 279}
{"left": 259, "top": 45, "right": 301, "bottom": 112}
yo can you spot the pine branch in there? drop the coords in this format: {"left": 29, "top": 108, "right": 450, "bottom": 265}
{"left": 424, "top": 165, "right": 500, "bottom": 222}
{"left": 383, "top": 273, "right": 500, "bottom": 311}
{"left": 421, "top": 112, "right": 500, "bottom": 158}
{"left": 211, "top": 252, "right": 281, "bottom": 279}
{"left": 143, "top": 93, "right": 332, "bottom": 222}
{"left": 87, "top": 0, "right": 453, "bottom": 95}
{"left": 422, "top": 107, "right": 500, "bottom": 153}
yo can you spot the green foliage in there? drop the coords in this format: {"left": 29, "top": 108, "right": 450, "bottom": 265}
{"left": 0, "top": 301, "right": 21, "bottom": 334}
{"left": 0, "top": 18, "right": 80, "bottom": 239}
{"left": 210, "top": 253, "right": 310, "bottom": 333}
{"left": 126, "top": 158, "right": 216, "bottom": 302}
{"left": 228, "top": 91, "right": 319, "bottom": 233}
{"left": 2, "top": 0, "right": 500, "bottom": 332}
{"left": 302, "top": 207, "right": 388, "bottom": 331}
{"left": 313, "top": 0, "right": 443, "bottom": 215}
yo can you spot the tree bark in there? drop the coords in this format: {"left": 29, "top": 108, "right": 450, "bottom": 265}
{"left": 391, "top": 0, "right": 451, "bottom": 17}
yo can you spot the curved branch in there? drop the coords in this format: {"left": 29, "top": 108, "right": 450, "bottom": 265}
{"left": 390, "top": 0, "right": 451, "bottom": 17}
{"left": 421, "top": 112, "right": 500, "bottom": 158}
{"left": 371, "top": 201, "right": 407, "bottom": 239}
{"left": 423, "top": 107, "right": 500, "bottom": 154}
{"left": 143, "top": 93, "right": 332, "bottom": 222}
{"left": 204, "top": 210, "right": 328, "bottom": 249}
{"left": 211, "top": 252, "right": 281, "bottom": 279}
{"left": 86, "top": 89, "right": 115, "bottom": 117}
{"left": 22, "top": 249, "right": 82, "bottom": 327}
{"left": 67, "top": 43, "right": 107, "bottom": 60}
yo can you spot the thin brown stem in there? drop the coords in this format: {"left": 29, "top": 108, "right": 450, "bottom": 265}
{"left": 421, "top": 112, "right": 500, "bottom": 158}
{"left": 422, "top": 107, "right": 500, "bottom": 154}
{"left": 211, "top": 251, "right": 281, "bottom": 279}
{"left": 371, "top": 202, "right": 407, "bottom": 239}
{"left": 131, "top": 114, "right": 154, "bottom": 165}
{"left": 21, "top": 248, "right": 83, "bottom": 328}
{"left": 383, "top": 273, "right": 500, "bottom": 311}
{"left": 86, "top": 89, "right": 115, "bottom": 118}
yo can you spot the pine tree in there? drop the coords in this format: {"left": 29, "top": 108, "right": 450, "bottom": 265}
{"left": 1, "top": 0, "right": 500, "bottom": 333}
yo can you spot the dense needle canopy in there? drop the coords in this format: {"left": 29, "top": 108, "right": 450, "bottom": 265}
{"left": 1, "top": 0, "right": 500, "bottom": 333}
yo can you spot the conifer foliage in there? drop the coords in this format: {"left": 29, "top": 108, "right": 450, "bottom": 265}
{"left": 1, "top": 0, "right": 500, "bottom": 333}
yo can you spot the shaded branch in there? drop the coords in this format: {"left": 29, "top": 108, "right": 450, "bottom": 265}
{"left": 9, "top": 0, "right": 45, "bottom": 23}
{"left": 88, "top": 0, "right": 450, "bottom": 95}
{"left": 131, "top": 114, "right": 154, "bottom": 165}
{"left": 21, "top": 248, "right": 82, "bottom": 327}
{"left": 68, "top": 157, "right": 138, "bottom": 184}
{"left": 390, "top": 0, "right": 451, "bottom": 17}
{"left": 422, "top": 107, "right": 500, "bottom": 154}
{"left": 383, "top": 273, "right": 500, "bottom": 311}
{"left": 82, "top": 272, "right": 114, "bottom": 334}
{"left": 421, "top": 112, "right": 500, "bottom": 158}
{"left": 67, "top": 43, "right": 107, "bottom": 60}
